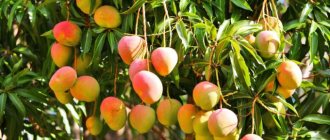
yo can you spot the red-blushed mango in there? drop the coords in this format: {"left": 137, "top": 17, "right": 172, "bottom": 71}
{"left": 94, "top": 6, "right": 121, "bottom": 28}
{"left": 177, "top": 104, "right": 198, "bottom": 134}
{"left": 277, "top": 86, "right": 295, "bottom": 99}
{"left": 129, "top": 105, "right": 155, "bottom": 133}
{"left": 208, "top": 108, "right": 238, "bottom": 137}
{"left": 49, "top": 66, "right": 77, "bottom": 92}
{"left": 53, "top": 21, "right": 82, "bottom": 46}
{"left": 54, "top": 91, "right": 73, "bottom": 104}
{"left": 70, "top": 76, "right": 100, "bottom": 102}
{"left": 51, "top": 42, "right": 72, "bottom": 67}
{"left": 118, "top": 36, "right": 146, "bottom": 64}
{"left": 128, "top": 59, "right": 148, "bottom": 81}
{"left": 195, "top": 134, "right": 213, "bottom": 140}
{"left": 193, "top": 111, "right": 213, "bottom": 136}
{"left": 73, "top": 54, "right": 91, "bottom": 75}
{"left": 156, "top": 99, "right": 182, "bottom": 126}
{"left": 277, "top": 60, "right": 302, "bottom": 89}
{"left": 132, "top": 71, "right": 163, "bottom": 104}
{"left": 241, "top": 134, "right": 263, "bottom": 140}
{"left": 255, "top": 31, "right": 280, "bottom": 59}
{"left": 76, "top": 0, "right": 102, "bottom": 14}
{"left": 86, "top": 116, "right": 103, "bottom": 135}
{"left": 214, "top": 129, "right": 239, "bottom": 140}
{"left": 100, "top": 97, "right": 127, "bottom": 130}
{"left": 193, "top": 81, "right": 220, "bottom": 110}
{"left": 151, "top": 47, "right": 178, "bottom": 76}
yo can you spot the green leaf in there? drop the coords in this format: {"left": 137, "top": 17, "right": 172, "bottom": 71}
{"left": 107, "top": 31, "right": 118, "bottom": 53}
{"left": 176, "top": 19, "right": 189, "bottom": 49}
{"left": 27, "top": 1, "right": 37, "bottom": 26}
{"left": 300, "top": 3, "right": 313, "bottom": 22}
{"left": 40, "top": 30, "right": 54, "bottom": 39}
{"left": 308, "top": 32, "right": 318, "bottom": 64}
{"left": 7, "top": 0, "right": 23, "bottom": 30}
{"left": 276, "top": 96, "right": 299, "bottom": 116}
{"left": 91, "top": 32, "right": 107, "bottom": 68}
{"left": 231, "top": 0, "right": 252, "bottom": 11}
{"left": 284, "top": 20, "right": 306, "bottom": 31}
{"left": 82, "top": 28, "right": 93, "bottom": 55}
{"left": 254, "top": 105, "right": 263, "bottom": 135}
{"left": 8, "top": 93, "right": 26, "bottom": 116}
{"left": 0, "top": 94, "right": 7, "bottom": 121}
{"left": 179, "top": 0, "right": 190, "bottom": 11}
{"left": 300, "top": 114, "right": 330, "bottom": 125}
{"left": 121, "top": 0, "right": 146, "bottom": 14}
{"left": 231, "top": 40, "right": 251, "bottom": 90}
{"left": 216, "top": 19, "right": 230, "bottom": 41}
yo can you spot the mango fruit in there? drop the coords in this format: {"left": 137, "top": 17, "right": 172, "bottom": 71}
{"left": 100, "top": 97, "right": 127, "bottom": 130}
{"left": 53, "top": 21, "right": 82, "bottom": 46}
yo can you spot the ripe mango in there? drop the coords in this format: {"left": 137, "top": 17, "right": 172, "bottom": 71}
{"left": 193, "top": 111, "right": 213, "bottom": 136}
{"left": 51, "top": 42, "right": 72, "bottom": 67}
{"left": 86, "top": 116, "right": 103, "bottom": 135}
{"left": 277, "top": 60, "right": 302, "bottom": 89}
{"left": 129, "top": 105, "right": 155, "bottom": 133}
{"left": 151, "top": 47, "right": 178, "bottom": 76}
{"left": 241, "top": 134, "right": 263, "bottom": 140}
{"left": 128, "top": 59, "right": 148, "bottom": 81}
{"left": 49, "top": 66, "right": 77, "bottom": 92}
{"left": 100, "top": 97, "right": 127, "bottom": 131}
{"left": 70, "top": 76, "right": 100, "bottom": 102}
{"left": 208, "top": 108, "right": 238, "bottom": 137}
{"left": 193, "top": 81, "right": 220, "bottom": 110}
{"left": 118, "top": 36, "right": 146, "bottom": 64}
{"left": 53, "top": 21, "right": 82, "bottom": 46}
{"left": 94, "top": 6, "right": 121, "bottom": 28}
{"left": 132, "top": 71, "right": 163, "bottom": 104}
{"left": 177, "top": 104, "right": 198, "bottom": 134}
{"left": 255, "top": 30, "right": 280, "bottom": 59}
{"left": 76, "top": 0, "right": 102, "bottom": 14}
{"left": 53, "top": 91, "right": 73, "bottom": 104}
{"left": 156, "top": 99, "right": 182, "bottom": 126}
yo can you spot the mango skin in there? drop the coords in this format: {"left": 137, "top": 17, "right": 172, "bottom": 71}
{"left": 94, "top": 6, "right": 121, "bottom": 28}
{"left": 100, "top": 97, "right": 127, "bottom": 131}
{"left": 195, "top": 134, "right": 213, "bottom": 140}
{"left": 193, "top": 111, "right": 213, "bottom": 136}
{"left": 277, "top": 86, "right": 295, "bottom": 99}
{"left": 241, "top": 134, "right": 263, "bottom": 140}
{"left": 245, "top": 34, "right": 256, "bottom": 46}
{"left": 277, "top": 61, "right": 302, "bottom": 89}
{"left": 53, "top": 21, "right": 82, "bottom": 46}
{"left": 54, "top": 91, "right": 73, "bottom": 104}
{"left": 177, "top": 104, "right": 198, "bottom": 134}
{"left": 213, "top": 129, "right": 239, "bottom": 140}
{"left": 86, "top": 116, "right": 103, "bottom": 135}
{"left": 151, "top": 47, "right": 178, "bottom": 76}
{"left": 132, "top": 71, "right": 163, "bottom": 104}
{"left": 129, "top": 105, "right": 155, "bottom": 133}
{"left": 156, "top": 99, "right": 182, "bottom": 126}
{"left": 255, "top": 31, "right": 280, "bottom": 59}
{"left": 208, "top": 108, "right": 238, "bottom": 137}
{"left": 128, "top": 59, "right": 148, "bottom": 81}
{"left": 118, "top": 36, "right": 146, "bottom": 64}
{"left": 76, "top": 0, "right": 102, "bottom": 14}
{"left": 51, "top": 42, "right": 72, "bottom": 67}
{"left": 49, "top": 66, "right": 77, "bottom": 92}
{"left": 73, "top": 54, "right": 91, "bottom": 75}
{"left": 193, "top": 81, "right": 220, "bottom": 110}
{"left": 70, "top": 76, "right": 100, "bottom": 102}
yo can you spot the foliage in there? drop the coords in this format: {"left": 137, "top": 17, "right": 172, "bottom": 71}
{"left": 0, "top": 0, "right": 330, "bottom": 139}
